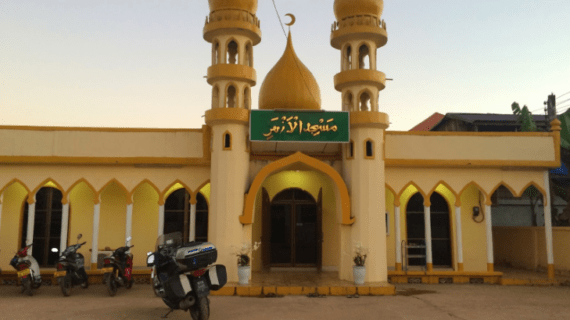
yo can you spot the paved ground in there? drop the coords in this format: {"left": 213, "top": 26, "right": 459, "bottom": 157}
{"left": 0, "top": 283, "right": 569, "bottom": 320}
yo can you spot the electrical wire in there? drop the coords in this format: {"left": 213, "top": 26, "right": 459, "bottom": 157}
{"left": 557, "top": 98, "right": 570, "bottom": 106}
{"left": 557, "top": 105, "right": 570, "bottom": 114}
{"left": 271, "top": 0, "right": 288, "bottom": 38}
{"left": 557, "top": 91, "right": 570, "bottom": 99}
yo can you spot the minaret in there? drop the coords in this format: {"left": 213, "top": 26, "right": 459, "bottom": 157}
{"left": 332, "top": 0, "right": 390, "bottom": 282}
{"left": 204, "top": 0, "right": 261, "bottom": 282}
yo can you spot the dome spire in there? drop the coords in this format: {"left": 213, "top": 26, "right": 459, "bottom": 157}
{"left": 258, "top": 18, "right": 321, "bottom": 111}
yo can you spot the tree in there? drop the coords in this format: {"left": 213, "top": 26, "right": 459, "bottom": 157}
{"left": 512, "top": 102, "right": 542, "bottom": 225}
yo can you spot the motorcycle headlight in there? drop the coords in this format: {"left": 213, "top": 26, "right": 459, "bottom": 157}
{"left": 146, "top": 252, "right": 155, "bottom": 267}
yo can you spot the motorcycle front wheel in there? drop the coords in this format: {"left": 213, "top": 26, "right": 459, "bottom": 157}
{"left": 190, "top": 296, "right": 210, "bottom": 320}
{"left": 107, "top": 275, "right": 118, "bottom": 296}
{"left": 21, "top": 277, "right": 33, "bottom": 296}
{"left": 60, "top": 275, "right": 72, "bottom": 297}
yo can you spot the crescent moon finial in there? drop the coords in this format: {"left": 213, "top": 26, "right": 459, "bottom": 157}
{"left": 285, "top": 13, "right": 296, "bottom": 27}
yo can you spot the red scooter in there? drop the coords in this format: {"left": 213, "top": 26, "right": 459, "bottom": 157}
{"left": 102, "top": 237, "right": 134, "bottom": 296}
{"left": 9, "top": 243, "right": 42, "bottom": 296}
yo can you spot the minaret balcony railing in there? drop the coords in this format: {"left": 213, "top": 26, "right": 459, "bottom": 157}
{"left": 334, "top": 69, "right": 386, "bottom": 91}
{"left": 204, "top": 10, "right": 261, "bottom": 45}
{"left": 330, "top": 16, "right": 387, "bottom": 49}
{"left": 207, "top": 64, "right": 257, "bottom": 86}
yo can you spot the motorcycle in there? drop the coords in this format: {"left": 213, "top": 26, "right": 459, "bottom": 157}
{"left": 9, "top": 243, "right": 42, "bottom": 296}
{"left": 54, "top": 234, "right": 89, "bottom": 296}
{"left": 102, "top": 237, "right": 134, "bottom": 296}
{"left": 146, "top": 232, "right": 227, "bottom": 320}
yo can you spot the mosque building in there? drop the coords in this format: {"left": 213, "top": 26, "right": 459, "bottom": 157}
{"left": 0, "top": 0, "right": 561, "bottom": 285}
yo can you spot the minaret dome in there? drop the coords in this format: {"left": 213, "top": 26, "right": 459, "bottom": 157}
{"left": 334, "top": 0, "right": 383, "bottom": 20}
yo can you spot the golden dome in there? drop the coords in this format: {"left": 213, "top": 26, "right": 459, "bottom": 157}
{"left": 259, "top": 33, "right": 321, "bottom": 111}
{"left": 208, "top": 0, "right": 258, "bottom": 13}
{"left": 334, "top": 0, "right": 383, "bottom": 20}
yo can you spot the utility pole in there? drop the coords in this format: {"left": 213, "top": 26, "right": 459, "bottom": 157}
{"left": 544, "top": 93, "right": 557, "bottom": 131}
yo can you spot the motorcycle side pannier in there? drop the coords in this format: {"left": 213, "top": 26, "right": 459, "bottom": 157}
{"left": 205, "top": 264, "right": 227, "bottom": 291}
{"left": 175, "top": 242, "right": 218, "bottom": 272}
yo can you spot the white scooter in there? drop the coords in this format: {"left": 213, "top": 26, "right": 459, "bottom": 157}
{"left": 9, "top": 243, "right": 42, "bottom": 296}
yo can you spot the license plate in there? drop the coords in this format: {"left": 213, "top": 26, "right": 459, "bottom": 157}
{"left": 193, "top": 278, "right": 210, "bottom": 297}
{"left": 17, "top": 269, "right": 30, "bottom": 277}
{"left": 101, "top": 267, "right": 113, "bottom": 273}
{"left": 53, "top": 270, "right": 67, "bottom": 278}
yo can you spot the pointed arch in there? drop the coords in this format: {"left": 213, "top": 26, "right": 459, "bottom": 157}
{"left": 212, "top": 40, "right": 220, "bottom": 65}
{"left": 225, "top": 83, "right": 238, "bottom": 108}
{"left": 130, "top": 179, "right": 163, "bottom": 205}
{"left": 66, "top": 178, "right": 98, "bottom": 204}
{"left": 98, "top": 179, "right": 131, "bottom": 204}
{"left": 0, "top": 178, "right": 31, "bottom": 197}
{"left": 457, "top": 181, "right": 488, "bottom": 207}
{"left": 343, "top": 44, "right": 352, "bottom": 70}
{"left": 242, "top": 152, "right": 352, "bottom": 225}
{"left": 212, "top": 85, "right": 220, "bottom": 109}
{"left": 162, "top": 180, "right": 193, "bottom": 203}
{"left": 357, "top": 42, "right": 371, "bottom": 69}
{"left": 343, "top": 90, "right": 354, "bottom": 111}
{"left": 245, "top": 41, "right": 253, "bottom": 67}
{"left": 357, "top": 89, "right": 373, "bottom": 112}
{"left": 191, "top": 180, "right": 211, "bottom": 205}
{"left": 225, "top": 38, "right": 239, "bottom": 64}
{"left": 243, "top": 86, "right": 251, "bottom": 109}
{"left": 31, "top": 178, "right": 66, "bottom": 204}
{"left": 518, "top": 181, "right": 547, "bottom": 206}
{"left": 488, "top": 182, "right": 517, "bottom": 205}
{"left": 396, "top": 181, "right": 428, "bottom": 207}
{"left": 385, "top": 183, "right": 398, "bottom": 206}
{"left": 427, "top": 180, "right": 457, "bottom": 208}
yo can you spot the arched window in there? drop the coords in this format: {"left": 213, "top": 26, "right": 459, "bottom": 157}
{"left": 212, "top": 41, "right": 220, "bottom": 65}
{"left": 212, "top": 86, "right": 219, "bottom": 109}
{"left": 243, "top": 87, "right": 251, "bottom": 109}
{"left": 164, "top": 189, "right": 209, "bottom": 242}
{"left": 195, "top": 193, "right": 209, "bottom": 242}
{"left": 343, "top": 92, "right": 353, "bottom": 111}
{"left": 245, "top": 43, "right": 253, "bottom": 67}
{"left": 227, "top": 85, "right": 236, "bottom": 108}
{"left": 345, "top": 45, "right": 352, "bottom": 70}
{"left": 227, "top": 40, "right": 238, "bottom": 64}
{"left": 359, "top": 44, "right": 370, "bottom": 69}
{"left": 21, "top": 187, "right": 64, "bottom": 267}
{"left": 223, "top": 131, "right": 232, "bottom": 150}
{"left": 365, "top": 139, "right": 374, "bottom": 158}
{"left": 359, "top": 92, "right": 371, "bottom": 111}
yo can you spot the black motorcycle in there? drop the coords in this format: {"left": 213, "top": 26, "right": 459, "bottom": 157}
{"left": 102, "top": 237, "right": 134, "bottom": 296}
{"left": 54, "top": 234, "right": 89, "bottom": 296}
{"left": 146, "top": 232, "right": 227, "bottom": 320}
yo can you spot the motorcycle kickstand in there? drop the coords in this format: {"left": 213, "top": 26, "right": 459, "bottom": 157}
{"left": 161, "top": 309, "right": 174, "bottom": 319}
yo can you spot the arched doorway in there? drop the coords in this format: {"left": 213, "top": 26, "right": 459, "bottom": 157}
{"left": 406, "top": 192, "right": 452, "bottom": 267}
{"left": 262, "top": 188, "right": 322, "bottom": 268}
{"left": 164, "top": 189, "right": 209, "bottom": 242}
{"left": 21, "top": 187, "right": 64, "bottom": 267}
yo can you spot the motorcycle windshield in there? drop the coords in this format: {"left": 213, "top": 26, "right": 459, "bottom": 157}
{"left": 155, "top": 232, "right": 183, "bottom": 251}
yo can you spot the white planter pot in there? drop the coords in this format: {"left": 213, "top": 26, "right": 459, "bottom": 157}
{"left": 238, "top": 266, "right": 250, "bottom": 285}
{"left": 353, "top": 266, "right": 366, "bottom": 285}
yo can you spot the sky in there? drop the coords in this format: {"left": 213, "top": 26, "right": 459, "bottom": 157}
{"left": 1, "top": 0, "right": 569, "bottom": 131}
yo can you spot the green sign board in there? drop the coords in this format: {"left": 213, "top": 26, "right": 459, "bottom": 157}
{"left": 250, "top": 110, "right": 349, "bottom": 142}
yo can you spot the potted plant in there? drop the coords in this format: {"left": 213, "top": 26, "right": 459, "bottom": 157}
{"left": 232, "top": 242, "right": 260, "bottom": 285}
{"left": 353, "top": 242, "right": 368, "bottom": 285}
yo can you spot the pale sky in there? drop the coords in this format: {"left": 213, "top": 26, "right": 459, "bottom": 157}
{"left": 1, "top": 0, "right": 569, "bottom": 131}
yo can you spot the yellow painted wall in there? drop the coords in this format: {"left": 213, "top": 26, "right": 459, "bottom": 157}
{"left": 68, "top": 182, "right": 95, "bottom": 265}
{"left": 494, "top": 227, "right": 570, "bottom": 274}
{"left": 0, "top": 128, "right": 204, "bottom": 159}
{"left": 251, "top": 170, "right": 339, "bottom": 271}
{"left": 98, "top": 183, "right": 127, "bottom": 257}
{"left": 132, "top": 183, "right": 159, "bottom": 267}
{"left": 0, "top": 183, "right": 27, "bottom": 270}
{"left": 460, "top": 185, "right": 487, "bottom": 271}
{"left": 385, "top": 133, "right": 555, "bottom": 162}
{"left": 385, "top": 189, "right": 395, "bottom": 267}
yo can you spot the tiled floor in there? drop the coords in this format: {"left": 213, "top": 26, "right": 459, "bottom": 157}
{"left": 247, "top": 270, "right": 387, "bottom": 287}
{"left": 496, "top": 266, "right": 570, "bottom": 282}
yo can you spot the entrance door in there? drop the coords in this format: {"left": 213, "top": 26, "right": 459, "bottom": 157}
{"left": 405, "top": 192, "right": 452, "bottom": 267}
{"left": 267, "top": 188, "right": 321, "bottom": 267}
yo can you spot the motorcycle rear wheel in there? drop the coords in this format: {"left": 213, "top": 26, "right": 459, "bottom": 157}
{"left": 125, "top": 279, "right": 134, "bottom": 289}
{"left": 21, "top": 277, "right": 33, "bottom": 296}
{"left": 107, "top": 275, "right": 118, "bottom": 296}
{"left": 190, "top": 296, "right": 210, "bottom": 320}
{"left": 60, "top": 275, "right": 72, "bottom": 297}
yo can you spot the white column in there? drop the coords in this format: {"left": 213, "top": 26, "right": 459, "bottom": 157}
{"left": 91, "top": 203, "right": 101, "bottom": 269}
{"left": 158, "top": 204, "right": 165, "bottom": 237}
{"left": 424, "top": 205, "right": 433, "bottom": 270}
{"left": 190, "top": 203, "right": 197, "bottom": 241}
{"left": 60, "top": 203, "right": 70, "bottom": 253}
{"left": 455, "top": 205, "right": 464, "bottom": 270}
{"left": 485, "top": 204, "right": 494, "bottom": 271}
{"left": 394, "top": 205, "right": 401, "bottom": 269}
{"left": 26, "top": 201, "right": 36, "bottom": 255}
{"left": 125, "top": 203, "right": 133, "bottom": 246}
{"left": 544, "top": 170, "right": 555, "bottom": 278}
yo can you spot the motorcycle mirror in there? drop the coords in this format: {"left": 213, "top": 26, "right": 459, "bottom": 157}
{"left": 146, "top": 252, "right": 155, "bottom": 267}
